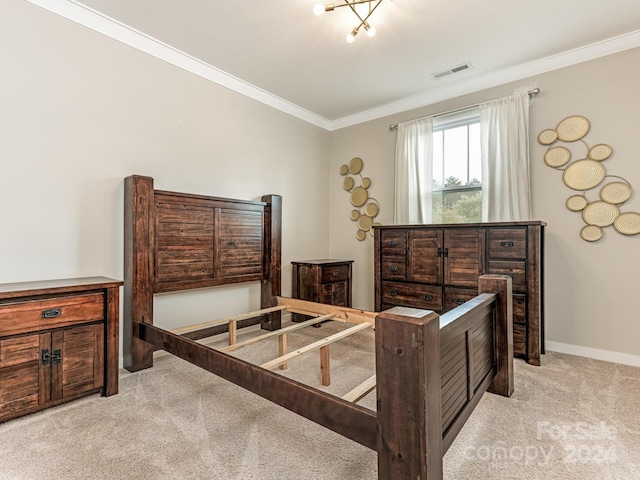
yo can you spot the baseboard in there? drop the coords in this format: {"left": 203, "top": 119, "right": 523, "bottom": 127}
{"left": 546, "top": 341, "right": 640, "bottom": 368}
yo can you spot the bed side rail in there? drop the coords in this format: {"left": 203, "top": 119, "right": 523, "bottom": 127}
{"left": 138, "top": 322, "right": 378, "bottom": 450}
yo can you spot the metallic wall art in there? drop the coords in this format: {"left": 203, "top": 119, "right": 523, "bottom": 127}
{"left": 539, "top": 115, "right": 639, "bottom": 241}
{"left": 339, "top": 157, "right": 381, "bottom": 240}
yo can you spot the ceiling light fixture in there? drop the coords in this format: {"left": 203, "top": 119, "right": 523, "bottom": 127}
{"left": 313, "top": 1, "right": 386, "bottom": 43}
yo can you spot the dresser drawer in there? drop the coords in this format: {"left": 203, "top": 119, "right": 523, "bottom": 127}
{"left": 514, "top": 324, "right": 527, "bottom": 356}
{"left": 381, "top": 256, "right": 407, "bottom": 280}
{"left": 380, "top": 281, "right": 442, "bottom": 311}
{"left": 487, "top": 260, "right": 526, "bottom": 292}
{"left": 320, "top": 264, "right": 350, "bottom": 283}
{"left": 513, "top": 294, "right": 526, "bottom": 325}
{"left": 443, "top": 287, "right": 478, "bottom": 311}
{"left": 380, "top": 231, "right": 407, "bottom": 255}
{"left": 488, "top": 228, "right": 527, "bottom": 259}
{"left": 0, "top": 293, "right": 104, "bottom": 337}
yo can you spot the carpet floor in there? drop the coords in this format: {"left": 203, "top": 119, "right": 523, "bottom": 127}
{"left": 1, "top": 320, "right": 639, "bottom": 479}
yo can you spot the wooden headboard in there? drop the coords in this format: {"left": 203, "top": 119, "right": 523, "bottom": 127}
{"left": 123, "top": 175, "right": 282, "bottom": 371}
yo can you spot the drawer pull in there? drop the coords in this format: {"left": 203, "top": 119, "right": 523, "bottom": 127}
{"left": 422, "top": 295, "right": 433, "bottom": 301}
{"left": 390, "top": 291, "right": 398, "bottom": 297}
{"left": 389, "top": 266, "right": 398, "bottom": 272}
{"left": 332, "top": 271, "right": 339, "bottom": 277}
{"left": 332, "top": 292, "right": 338, "bottom": 300}
{"left": 388, "top": 240, "right": 398, "bottom": 246}
{"left": 52, "top": 349, "right": 62, "bottom": 365}
{"left": 454, "top": 298, "right": 465, "bottom": 305}
{"left": 500, "top": 241, "right": 514, "bottom": 248}
{"left": 42, "top": 308, "right": 62, "bottom": 319}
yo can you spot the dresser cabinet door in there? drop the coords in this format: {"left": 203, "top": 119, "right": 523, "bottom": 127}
{"left": 444, "top": 229, "right": 484, "bottom": 288}
{"left": 0, "top": 333, "right": 49, "bottom": 421}
{"left": 409, "top": 230, "right": 443, "bottom": 284}
{"left": 52, "top": 324, "right": 104, "bottom": 402}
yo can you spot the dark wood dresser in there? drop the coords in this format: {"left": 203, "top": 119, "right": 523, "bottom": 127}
{"left": 0, "top": 277, "right": 123, "bottom": 422}
{"left": 291, "top": 260, "right": 353, "bottom": 321}
{"left": 374, "top": 222, "right": 545, "bottom": 365}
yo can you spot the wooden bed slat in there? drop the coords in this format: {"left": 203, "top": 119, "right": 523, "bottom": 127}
{"left": 342, "top": 374, "right": 376, "bottom": 403}
{"left": 170, "top": 305, "right": 287, "bottom": 336}
{"left": 219, "top": 314, "right": 333, "bottom": 353}
{"left": 260, "top": 322, "right": 371, "bottom": 371}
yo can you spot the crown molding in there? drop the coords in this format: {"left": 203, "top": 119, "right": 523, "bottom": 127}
{"left": 25, "top": 0, "right": 333, "bottom": 130}
{"left": 24, "top": 1, "right": 640, "bottom": 132}
{"left": 329, "top": 29, "right": 640, "bottom": 130}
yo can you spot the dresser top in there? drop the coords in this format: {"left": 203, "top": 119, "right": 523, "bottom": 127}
{"left": 291, "top": 259, "right": 354, "bottom": 265}
{"left": 374, "top": 220, "right": 546, "bottom": 230}
{"left": 0, "top": 276, "right": 123, "bottom": 299}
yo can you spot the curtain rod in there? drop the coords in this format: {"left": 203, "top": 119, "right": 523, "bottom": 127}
{"left": 388, "top": 88, "right": 541, "bottom": 131}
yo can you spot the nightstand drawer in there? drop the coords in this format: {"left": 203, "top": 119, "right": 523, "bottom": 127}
{"left": 0, "top": 293, "right": 104, "bottom": 337}
{"left": 321, "top": 265, "right": 350, "bottom": 283}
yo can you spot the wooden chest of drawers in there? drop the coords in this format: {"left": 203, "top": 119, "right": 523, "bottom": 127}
{"left": 291, "top": 260, "right": 353, "bottom": 321}
{"left": 0, "top": 277, "right": 122, "bottom": 422}
{"left": 374, "top": 222, "right": 545, "bottom": 365}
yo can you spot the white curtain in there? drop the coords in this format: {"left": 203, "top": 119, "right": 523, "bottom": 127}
{"left": 394, "top": 117, "right": 433, "bottom": 224}
{"left": 480, "top": 91, "right": 532, "bottom": 221}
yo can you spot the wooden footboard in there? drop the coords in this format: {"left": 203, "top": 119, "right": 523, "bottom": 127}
{"left": 376, "top": 274, "right": 512, "bottom": 479}
{"left": 134, "top": 274, "right": 511, "bottom": 480}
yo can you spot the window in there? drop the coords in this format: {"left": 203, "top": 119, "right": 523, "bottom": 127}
{"left": 431, "top": 108, "right": 482, "bottom": 223}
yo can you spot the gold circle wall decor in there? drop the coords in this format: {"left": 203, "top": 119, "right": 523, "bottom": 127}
{"left": 566, "top": 195, "right": 588, "bottom": 211}
{"left": 580, "top": 225, "right": 603, "bottom": 242}
{"left": 349, "top": 157, "right": 364, "bottom": 174}
{"left": 600, "top": 182, "right": 632, "bottom": 205}
{"left": 588, "top": 144, "right": 613, "bottom": 161}
{"left": 614, "top": 212, "right": 640, "bottom": 235}
{"left": 538, "top": 129, "right": 558, "bottom": 145}
{"left": 582, "top": 201, "right": 619, "bottom": 227}
{"left": 556, "top": 115, "right": 590, "bottom": 142}
{"left": 562, "top": 159, "right": 606, "bottom": 190}
{"left": 339, "top": 157, "right": 381, "bottom": 241}
{"left": 544, "top": 146, "right": 572, "bottom": 167}
{"left": 539, "top": 115, "right": 638, "bottom": 241}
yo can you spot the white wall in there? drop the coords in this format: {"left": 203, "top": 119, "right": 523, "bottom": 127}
{"left": 0, "top": 1, "right": 330, "bottom": 360}
{"left": 328, "top": 47, "right": 640, "bottom": 364}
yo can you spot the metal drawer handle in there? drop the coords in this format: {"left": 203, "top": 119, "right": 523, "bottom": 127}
{"left": 389, "top": 266, "right": 398, "bottom": 272}
{"left": 42, "top": 308, "right": 61, "bottom": 319}
{"left": 332, "top": 271, "right": 339, "bottom": 277}
{"left": 332, "top": 292, "right": 338, "bottom": 300}
{"left": 454, "top": 298, "right": 465, "bottom": 305}
{"left": 388, "top": 240, "right": 398, "bottom": 246}
{"left": 422, "top": 295, "right": 433, "bottom": 301}
{"left": 390, "top": 291, "right": 398, "bottom": 297}
{"left": 500, "top": 241, "right": 514, "bottom": 248}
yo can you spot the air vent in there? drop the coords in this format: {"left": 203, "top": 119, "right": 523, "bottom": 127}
{"left": 432, "top": 62, "right": 473, "bottom": 79}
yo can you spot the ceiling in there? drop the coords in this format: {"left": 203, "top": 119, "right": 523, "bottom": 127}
{"left": 32, "top": 0, "right": 640, "bottom": 129}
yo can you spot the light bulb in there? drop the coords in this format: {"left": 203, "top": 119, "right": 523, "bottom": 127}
{"left": 313, "top": 4, "right": 325, "bottom": 15}
{"left": 346, "top": 27, "right": 358, "bottom": 43}
{"left": 366, "top": 26, "right": 376, "bottom": 37}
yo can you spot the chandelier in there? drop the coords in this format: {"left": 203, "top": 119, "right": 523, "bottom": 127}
{"left": 313, "top": 0, "right": 386, "bottom": 43}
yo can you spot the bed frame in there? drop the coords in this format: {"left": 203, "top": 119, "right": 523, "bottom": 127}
{"left": 124, "top": 174, "right": 514, "bottom": 480}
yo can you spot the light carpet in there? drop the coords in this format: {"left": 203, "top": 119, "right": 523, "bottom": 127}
{"left": 1, "top": 320, "right": 639, "bottom": 479}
